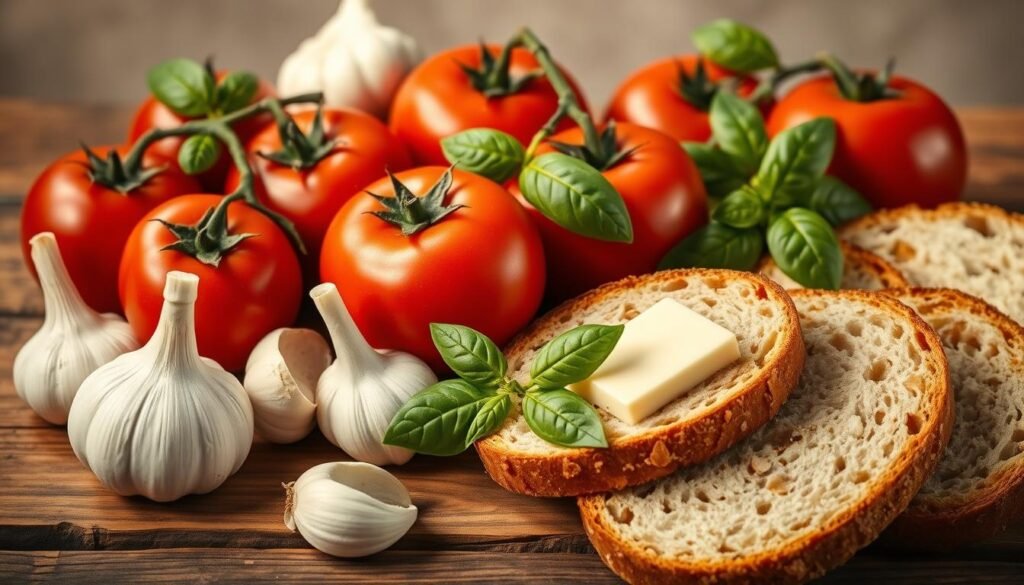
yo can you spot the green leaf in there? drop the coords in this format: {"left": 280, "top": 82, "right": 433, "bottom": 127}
{"left": 806, "top": 176, "right": 872, "bottom": 226}
{"left": 177, "top": 134, "right": 221, "bottom": 175}
{"left": 214, "top": 70, "right": 259, "bottom": 114}
{"left": 441, "top": 129, "right": 525, "bottom": 183}
{"left": 465, "top": 393, "right": 513, "bottom": 444}
{"left": 530, "top": 324, "right": 625, "bottom": 390}
{"left": 659, "top": 222, "right": 763, "bottom": 271}
{"left": 146, "top": 58, "right": 216, "bottom": 117}
{"left": 382, "top": 380, "right": 494, "bottom": 456}
{"left": 692, "top": 19, "right": 779, "bottom": 73}
{"left": 430, "top": 323, "right": 507, "bottom": 390}
{"left": 518, "top": 152, "right": 633, "bottom": 243}
{"left": 712, "top": 186, "right": 765, "bottom": 229}
{"left": 754, "top": 118, "right": 836, "bottom": 208}
{"left": 522, "top": 389, "right": 607, "bottom": 448}
{"left": 766, "top": 208, "right": 843, "bottom": 289}
{"left": 682, "top": 143, "right": 748, "bottom": 198}
{"left": 709, "top": 92, "right": 767, "bottom": 175}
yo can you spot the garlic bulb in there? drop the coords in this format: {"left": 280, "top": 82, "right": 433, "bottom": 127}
{"left": 243, "top": 327, "right": 330, "bottom": 444}
{"left": 310, "top": 283, "right": 436, "bottom": 466}
{"left": 284, "top": 461, "right": 417, "bottom": 557}
{"left": 13, "top": 232, "right": 138, "bottom": 424}
{"left": 67, "top": 271, "right": 254, "bottom": 502}
{"left": 276, "top": 0, "right": 421, "bottom": 117}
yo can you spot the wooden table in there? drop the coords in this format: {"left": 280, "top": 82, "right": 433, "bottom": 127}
{"left": 1, "top": 99, "right": 1023, "bottom": 584}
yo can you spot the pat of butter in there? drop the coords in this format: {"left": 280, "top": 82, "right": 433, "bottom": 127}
{"left": 569, "top": 298, "right": 740, "bottom": 424}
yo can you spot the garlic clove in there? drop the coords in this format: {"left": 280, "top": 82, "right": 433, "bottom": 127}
{"left": 13, "top": 232, "right": 139, "bottom": 424}
{"left": 284, "top": 461, "right": 417, "bottom": 558}
{"left": 243, "top": 327, "right": 330, "bottom": 444}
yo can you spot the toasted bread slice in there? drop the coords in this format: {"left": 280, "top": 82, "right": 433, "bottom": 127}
{"left": 475, "top": 269, "right": 805, "bottom": 497}
{"left": 883, "top": 288, "right": 1024, "bottom": 549}
{"left": 758, "top": 241, "right": 909, "bottom": 291}
{"left": 579, "top": 290, "right": 952, "bottom": 585}
{"left": 840, "top": 202, "right": 1024, "bottom": 324}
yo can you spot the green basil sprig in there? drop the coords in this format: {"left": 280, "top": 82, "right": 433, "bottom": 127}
{"left": 692, "top": 19, "right": 779, "bottom": 73}
{"left": 440, "top": 129, "right": 525, "bottom": 184}
{"left": 767, "top": 208, "right": 843, "bottom": 289}
{"left": 178, "top": 134, "right": 221, "bottom": 175}
{"left": 384, "top": 322, "right": 625, "bottom": 455}
{"left": 147, "top": 58, "right": 259, "bottom": 119}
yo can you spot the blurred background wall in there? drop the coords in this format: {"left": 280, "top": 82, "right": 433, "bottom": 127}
{"left": 0, "top": 0, "right": 1021, "bottom": 107}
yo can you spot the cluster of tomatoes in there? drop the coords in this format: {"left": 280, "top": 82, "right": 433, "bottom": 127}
{"left": 20, "top": 35, "right": 966, "bottom": 374}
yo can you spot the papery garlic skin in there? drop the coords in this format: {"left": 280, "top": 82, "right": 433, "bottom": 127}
{"left": 311, "top": 283, "right": 436, "bottom": 466}
{"left": 13, "top": 232, "right": 138, "bottom": 424}
{"left": 67, "top": 271, "right": 254, "bottom": 502}
{"left": 284, "top": 461, "right": 417, "bottom": 558}
{"left": 243, "top": 328, "right": 330, "bottom": 444}
{"left": 277, "top": 0, "right": 421, "bottom": 118}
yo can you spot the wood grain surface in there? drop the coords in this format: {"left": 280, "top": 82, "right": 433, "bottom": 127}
{"left": 1, "top": 99, "right": 1022, "bottom": 583}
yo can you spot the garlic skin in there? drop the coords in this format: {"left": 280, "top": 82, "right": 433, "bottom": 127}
{"left": 13, "top": 232, "right": 138, "bottom": 424}
{"left": 310, "top": 283, "right": 436, "bottom": 466}
{"left": 67, "top": 271, "right": 254, "bottom": 502}
{"left": 277, "top": 0, "right": 421, "bottom": 118}
{"left": 243, "top": 327, "right": 330, "bottom": 444}
{"left": 284, "top": 461, "right": 417, "bottom": 558}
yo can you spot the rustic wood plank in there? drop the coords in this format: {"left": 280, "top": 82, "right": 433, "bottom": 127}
{"left": 0, "top": 205, "right": 40, "bottom": 318}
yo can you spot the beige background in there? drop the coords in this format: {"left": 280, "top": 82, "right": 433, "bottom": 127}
{"left": 0, "top": 0, "right": 1021, "bottom": 107}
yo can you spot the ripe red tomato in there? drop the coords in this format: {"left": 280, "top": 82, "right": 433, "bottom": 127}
{"left": 767, "top": 75, "right": 967, "bottom": 208}
{"left": 320, "top": 167, "right": 545, "bottom": 371}
{"left": 605, "top": 55, "right": 759, "bottom": 143}
{"left": 119, "top": 195, "right": 302, "bottom": 371}
{"left": 389, "top": 44, "right": 588, "bottom": 165}
{"left": 513, "top": 123, "right": 708, "bottom": 303}
{"left": 20, "top": 146, "right": 201, "bottom": 314}
{"left": 225, "top": 107, "right": 411, "bottom": 280}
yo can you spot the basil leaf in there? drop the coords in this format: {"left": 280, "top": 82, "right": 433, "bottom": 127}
{"left": 806, "top": 176, "right": 872, "bottom": 226}
{"left": 712, "top": 186, "right": 765, "bottom": 229}
{"left": 682, "top": 143, "right": 748, "bottom": 199}
{"left": 519, "top": 152, "right": 633, "bottom": 243}
{"left": 659, "top": 222, "right": 763, "bottom": 271}
{"left": 766, "top": 208, "right": 843, "bottom": 290}
{"left": 754, "top": 118, "right": 836, "bottom": 208}
{"left": 692, "top": 19, "right": 779, "bottom": 73}
{"left": 430, "top": 323, "right": 506, "bottom": 390}
{"left": 530, "top": 324, "right": 625, "bottom": 390}
{"left": 177, "top": 134, "right": 221, "bottom": 175}
{"left": 441, "top": 129, "right": 525, "bottom": 183}
{"left": 214, "top": 70, "right": 259, "bottom": 114}
{"left": 146, "top": 58, "right": 216, "bottom": 117}
{"left": 465, "top": 393, "right": 513, "bottom": 444}
{"left": 709, "top": 92, "right": 767, "bottom": 175}
{"left": 382, "top": 379, "right": 493, "bottom": 456}
{"left": 522, "top": 389, "right": 607, "bottom": 448}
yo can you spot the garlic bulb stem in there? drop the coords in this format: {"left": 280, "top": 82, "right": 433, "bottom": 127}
{"left": 145, "top": 272, "right": 202, "bottom": 369}
{"left": 310, "top": 282, "right": 381, "bottom": 372}
{"left": 32, "top": 233, "right": 99, "bottom": 329}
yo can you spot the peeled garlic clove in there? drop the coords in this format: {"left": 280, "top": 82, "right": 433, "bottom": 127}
{"left": 243, "top": 327, "right": 330, "bottom": 444}
{"left": 284, "top": 461, "right": 417, "bottom": 557}
{"left": 13, "top": 232, "right": 139, "bottom": 424}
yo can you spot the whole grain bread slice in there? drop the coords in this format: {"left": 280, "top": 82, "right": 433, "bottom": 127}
{"left": 883, "top": 288, "right": 1024, "bottom": 549}
{"left": 840, "top": 202, "right": 1024, "bottom": 324}
{"left": 758, "top": 241, "right": 909, "bottom": 291}
{"left": 579, "top": 290, "right": 953, "bottom": 585}
{"left": 475, "top": 269, "right": 805, "bottom": 497}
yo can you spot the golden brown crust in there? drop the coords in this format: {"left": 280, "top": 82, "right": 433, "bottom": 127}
{"left": 839, "top": 202, "right": 1024, "bottom": 238}
{"left": 474, "top": 269, "right": 806, "bottom": 498}
{"left": 577, "top": 290, "right": 954, "bottom": 585}
{"left": 757, "top": 241, "right": 910, "bottom": 291}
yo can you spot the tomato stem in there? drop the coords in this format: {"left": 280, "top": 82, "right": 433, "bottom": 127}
{"left": 816, "top": 53, "right": 899, "bottom": 102}
{"left": 748, "top": 59, "right": 824, "bottom": 104}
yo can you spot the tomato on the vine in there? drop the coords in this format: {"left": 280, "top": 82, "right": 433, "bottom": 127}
{"left": 320, "top": 167, "right": 545, "bottom": 371}
{"left": 119, "top": 194, "right": 302, "bottom": 372}
{"left": 20, "top": 146, "right": 200, "bottom": 314}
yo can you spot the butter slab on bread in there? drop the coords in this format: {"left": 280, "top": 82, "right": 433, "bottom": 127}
{"left": 579, "top": 290, "right": 952, "bottom": 585}
{"left": 475, "top": 269, "right": 806, "bottom": 497}
{"left": 758, "top": 241, "right": 909, "bottom": 291}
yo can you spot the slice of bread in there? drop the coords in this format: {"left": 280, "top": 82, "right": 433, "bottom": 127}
{"left": 579, "top": 290, "right": 952, "bottom": 585}
{"left": 840, "top": 202, "right": 1024, "bottom": 324}
{"left": 884, "top": 288, "right": 1024, "bottom": 549}
{"left": 758, "top": 241, "right": 909, "bottom": 291}
{"left": 475, "top": 269, "right": 806, "bottom": 497}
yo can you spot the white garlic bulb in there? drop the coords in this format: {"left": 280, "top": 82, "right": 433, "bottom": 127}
{"left": 243, "top": 327, "right": 330, "bottom": 444}
{"left": 67, "top": 271, "right": 254, "bottom": 502}
{"left": 13, "top": 232, "right": 138, "bottom": 424}
{"left": 276, "top": 0, "right": 421, "bottom": 117}
{"left": 310, "top": 283, "right": 436, "bottom": 466}
{"left": 284, "top": 461, "right": 417, "bottom": 557}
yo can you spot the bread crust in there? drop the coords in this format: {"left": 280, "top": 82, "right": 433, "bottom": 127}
{"left": 475, "top": 269, "right": 806, "bottom": 498}
{"left": 578, "top": 290, "right": 954, "bottom": 585}
{"left": 757, "top": 240, "right": 910, "bottom": 290}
